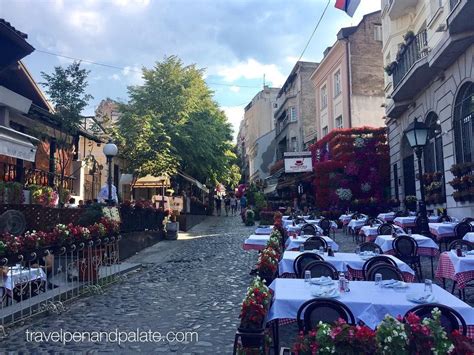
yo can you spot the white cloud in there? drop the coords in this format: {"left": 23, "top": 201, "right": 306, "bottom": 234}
{"left": 113, "top": 0, "right": 150, "bottom": 7}
{"left": 229, "top": 86, "right": 240, "bottom": 93}
{"left": 69, "top": 11, "right": 103, "bottom": 35}
{"left": 122, "top": 65, "right": 144, "bottom": 85}
{"left": 110, "top": 73, "right": 121, "bottom": 81}
{"left": 222, "top": 105, "right": 245, "bottom": 141}
{"left": 217, "top": 59, "right": 286, "bottom": 87}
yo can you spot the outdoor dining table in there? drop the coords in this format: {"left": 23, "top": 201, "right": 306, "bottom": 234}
{"left": 338, "top": 214, "right": 353, "bottom": 225}
{"left": 285, "top": 220, "right": 337, "bottom": 235}
{"left": 1, "top": 266, "right": 47, "bottom": 301}
{"left": 278, "top": 251, "right": 415, "bottom": 282}
{"left": 463, "top": 232, "right": 474, "bottom": 243}
{"left": 374, "top": 234, "right": 440, "bottom": 257}
{"left": 267, "top": 279, "right": 474, "bottom": 339}
{"left": 359, "top": 225, "right": 405, "bottom": 242}
{"left": 254, "top": 225, "right": 273, "bottom": 235}
{"left": 285, "top": 235, "right": 339, "bottom": 252}
{"left": 436, "top": 250, "right": 474, "bottom": 299}
{"left": 377, "top": 212, "right": 396, "bottom": 222}
{"left": 393, "top": 215, "right": 440, "bottom": 229}
{"left": 243, "top": 234, "right": 273, "bottom": 251}
{"left": 428, "top": 222, "right": 471, "bottom": 241}
{"left": 347, "top": 218, "right": 367, "bottom": 231}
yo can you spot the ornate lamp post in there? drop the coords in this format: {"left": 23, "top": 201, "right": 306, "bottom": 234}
{"left": 404, "top": 117, "right": 429, "bottom": 235}
{"left": 103, "top": 141, "right": 118, "bottom": 206}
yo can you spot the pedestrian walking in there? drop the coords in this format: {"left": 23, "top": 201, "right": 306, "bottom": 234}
{"left": 215, "top": 197, "right": 222, "bottom": 216}
{"left": 240, "top": 194, "right": 247, "bottom": 212}
{"left": 230, "top": 194, "right": 238, "bottom": 216}
{"left": 224, "top": 195, "right": 231, "bottom": 216}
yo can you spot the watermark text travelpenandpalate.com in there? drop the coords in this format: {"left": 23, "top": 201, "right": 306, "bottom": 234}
{"left": 25, "top": 328, "right": 199, "bottom": 345}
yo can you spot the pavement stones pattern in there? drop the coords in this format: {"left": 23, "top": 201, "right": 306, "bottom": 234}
{"left": 1, "top": 215, "right": 257, "bottom": 353}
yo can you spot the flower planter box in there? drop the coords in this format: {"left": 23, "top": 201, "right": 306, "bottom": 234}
{"left": 235, "top": 326, "right": 266, "bottom": 349}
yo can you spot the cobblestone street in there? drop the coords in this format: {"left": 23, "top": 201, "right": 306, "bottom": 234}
{"left": 1, "top": 215, "right": 256, "bottom": 353}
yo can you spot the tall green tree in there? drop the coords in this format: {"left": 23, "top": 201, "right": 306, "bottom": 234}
{"left": 40, "top": 61, "right": 93, "bottom": 202}
{"left": 118, "top": 56, "right": 238, "bottom": 185}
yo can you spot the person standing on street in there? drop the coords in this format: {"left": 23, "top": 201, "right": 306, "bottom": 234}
{"left": 215, "top": 196, "right": 222, "bottom": 216}
{"left": 224, "top": 194, "right": 231, "bottom": 216}
{"left": 230, "top": 194, "right": 237, "bottom": 216}
{"left": 240, "top": 194, "right": 247, "bottom": 212}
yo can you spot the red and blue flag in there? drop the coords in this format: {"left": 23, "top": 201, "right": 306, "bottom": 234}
{"left": 335, "top": 0, "right": 361, "bottom": 17}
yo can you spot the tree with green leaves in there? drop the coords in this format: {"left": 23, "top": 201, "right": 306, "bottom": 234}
{"left": 117, "top": 55, "right": 239, "bottom": 187}
{"left": 40, "top": 61, "right": 93, "bottom": 203}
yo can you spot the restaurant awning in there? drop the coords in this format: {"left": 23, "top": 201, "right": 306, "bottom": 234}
{"left": 132, "top": 174, "right": 171, "bottom": 189}
{"left": 177, "top": 171, "right": 209, "bottom": 194}
{"left": 0, "top": 125, "right": 38, "bottom": 162}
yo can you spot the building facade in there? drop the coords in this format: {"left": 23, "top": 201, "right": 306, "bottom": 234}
{"left": 310, "top": 11, "right": 385, "bottom": 140}
{"left": 382, "top": 0, "right": 474, "bottom": 218}
{"left": 274, "top": 61, "right": 318, "bottom": 157}
{"left": 239, "top": 86, "right": 279, "bottom": 182}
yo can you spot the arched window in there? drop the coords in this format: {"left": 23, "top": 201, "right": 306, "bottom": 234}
{"left": 423, "top": 112, "right": 444, "bottom": 173}
{"left": 453, "top": 82, "right": 474, "bottom": 163}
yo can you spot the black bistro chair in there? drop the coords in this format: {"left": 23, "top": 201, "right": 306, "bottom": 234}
{"left": 359, "top": 242, "right": 383, "bottom": 254}
{"left": 392, "top": 235, "right": 423, "bottom": 281}
{"left": 300, "top": 223, "right": 318, "bottom": 236}
{"left": 438, "top": 215, "right": 452, "bottom": 223}
{"left": 362, "top": 255, "right": 397, "bottom": 280}
{"left": 297, "top": 298, "right": 355, "bottom": 332}
{"left": 461, "top": 217, "right": 474, "bottom": 223}
{"left": 303, "top": 236, "right": 328, "bottom": 251}
{"left": 293, "top": 253, "right": 324, "bottom": 278}
{"left": 377, "top": 223, "right": 394, "bottom": 236}
{"left": 404, "top": 304, "right": 467, "bottom": 336}
{"left": 319, "top": 218, "right": 334, "bottom": 239}
{"left": 302, "top": 261, "right": 338, "bottom": 280}
{"left": 366, "top": 264, "right": 404, "bottom": 281}
{"left": 454, "top": 221, "right": 473, "bottom": 240}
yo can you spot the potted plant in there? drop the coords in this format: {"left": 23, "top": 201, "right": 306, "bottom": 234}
{"left": 245, "top": 209, "right": 255, "bottom": 226}
{"left": 404, "top": 195, "right": 417, "bottom": 211}
{"left": 165, "top": 210, "right": 179, "bottom": 240}
{"left": 403, "top": 30, "right": 415, "bottom": 44}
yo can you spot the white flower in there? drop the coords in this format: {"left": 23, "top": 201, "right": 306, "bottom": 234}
{"left": 387, "top": 336, "right": 392, "bottom": 342}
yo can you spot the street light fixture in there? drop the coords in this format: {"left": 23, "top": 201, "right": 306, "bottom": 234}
{"left": 103, "top": 141, "right": 118, "bottom": 205}
{"left": 404, "top": 117, "right": 429, "bottom": 235}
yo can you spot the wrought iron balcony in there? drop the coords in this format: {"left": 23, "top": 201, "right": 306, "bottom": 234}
{"left": 392, "top": 29, "right": 428, "bottom": 88}
{"left": 450, "top": 0, "right": 459, "bottom": 11}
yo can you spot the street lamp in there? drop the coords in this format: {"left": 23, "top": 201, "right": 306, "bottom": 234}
{"left": 103, "top": 141, "right": 118, "bottom": 205}
{"left": 404, "top": 117, "right": 429, "bottom": 234}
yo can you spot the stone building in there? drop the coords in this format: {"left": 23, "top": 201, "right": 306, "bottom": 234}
{"left": 274, "top": 61, "right": 319, "bottom": 156}
{"left": 238, "top": 86, "right": 279, "bottom": 182}
{"left": 310, "top": 10, "right": 385, "bottom": 140}
{"left": 382, "top": 0, "right": 474, "bottom": 218}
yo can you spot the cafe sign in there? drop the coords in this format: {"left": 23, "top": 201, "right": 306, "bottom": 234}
{"left": 284, "top": 152, "right": 313, "bottom": 173}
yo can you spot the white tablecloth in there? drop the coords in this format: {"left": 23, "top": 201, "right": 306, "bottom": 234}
{"left": 339, "top": 214, "right": 353, "bottom": 224}
{"left": 278, "top": 251, "right": 414, "bottom": 276}
{"left": 267, "top": 279, "right": 474, "bottom": 329}
{"left": 377, "top": 212, "right": 395, "bottom": 222}
{"left": 429, "top": 222, "right": 458, "bottom": 238}
{"left": 447, "top": 250, "right": 474, "bottom": 274}
{"left": 375, "top": 234, "right": 439, "bottom": 254}
{"left": 360, "top": 225, "right": 404, "bottom": 238}
{"left": 255, "top": 226, "right": 273, "bottom": 235}
{"left": 394, "top": 216, "right": 439, "bottom": 228}
{"left": 243, "top": 234, "right": 270, "bottom": 249}
{"left": 2, "top": 267, "right": 47, "bottom": 291}
{"left": 285, "top": 236, "right": 339, "bottom": 252}
{"left": 347, "top": 219, "right": 367, "bottom": 230}
{"left": 463, "top": 233, "right": 474, "bottom": 243}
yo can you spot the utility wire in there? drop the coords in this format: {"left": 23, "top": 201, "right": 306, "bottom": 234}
{"left": 297, "top": 0, "right": 331, "bottom": 62}
{"left": 34, "top": 49, "right": 261, "bottom": 89}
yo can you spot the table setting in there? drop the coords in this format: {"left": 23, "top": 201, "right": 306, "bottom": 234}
{"left": 242, "top": 234, "right": 272, "bottom": 251}
{"left": 285, "top": 235, "right": 339, "bottom": 252}
{"left": 278, "top": 251, "right": 415, "bottom": 281}
{"left": 393, "top": 215, "right": 440, "bottom": 229}
{"left": 267, "top": 278, "right": 474, "bottom": 334}
{"left": 436, "top": 249, "right": 474, "bottom": 289}
{"left": 254, "top": 225, "right": 273, "bottom": 235}
{"left": 377, "top": 212, "right": 396, "bottom": 223}
{"left": 374, "top": 233, "right": 440, "bottom": 256}
{"left": 1, "top": 265, "right": 47, "bottom": 292}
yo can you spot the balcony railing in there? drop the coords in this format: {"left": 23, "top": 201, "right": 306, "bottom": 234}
{"left": 1, "top": 162, "right": 76, "bottom": 192}
{"left": 392, "top": 29, "right": 428, "bottom": 88}
{"left": 450, "top": 0, "right": 459, "bottom": 11}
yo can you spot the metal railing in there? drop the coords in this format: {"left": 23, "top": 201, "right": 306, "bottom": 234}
{"left": 0, "top": 236, "right": 122, "bottom": 332}
{"left": 392, "top": 29, "right": 428, "bottom": 88}
{"left": 1, "top": 163, "right": 75, "bottom": 192}
{"left": 450, "top": 0, "right": 459, "bottom": 11}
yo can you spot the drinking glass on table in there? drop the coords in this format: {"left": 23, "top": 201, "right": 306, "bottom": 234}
{"left": 374, "top": 249, "right": 380, "bottom": 256}
{"left": 304, "top": 270, "right": 311, "bottom": 284}
{"left": 462, "top": 245, "right": 468, "bottom": 257}
{"left": 355, "top": 246, "right": 360, "bottom": 255}
{"left": 424, "top": 279, "right": 433, "bottom": 294}
{"left": 319, "top": 246, "right": 324, "bottom": 255}
{"left": 407, "top": 228, "right": 412, "bottom": 236}
{"left": 374, "top": 273, "right": 382, "bottom": 286}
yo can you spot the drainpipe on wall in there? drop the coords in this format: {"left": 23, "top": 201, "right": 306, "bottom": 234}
{"left": 345, "top": 39, "right": 353, "bottom": 128}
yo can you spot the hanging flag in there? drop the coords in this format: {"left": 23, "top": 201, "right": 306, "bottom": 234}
{"left": 335, "top": 0, "right": 361, "bottom": 17}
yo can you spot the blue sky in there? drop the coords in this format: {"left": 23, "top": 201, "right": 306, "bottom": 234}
{"left": 1, "top": 0, "right": 381, "bottom": 139}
